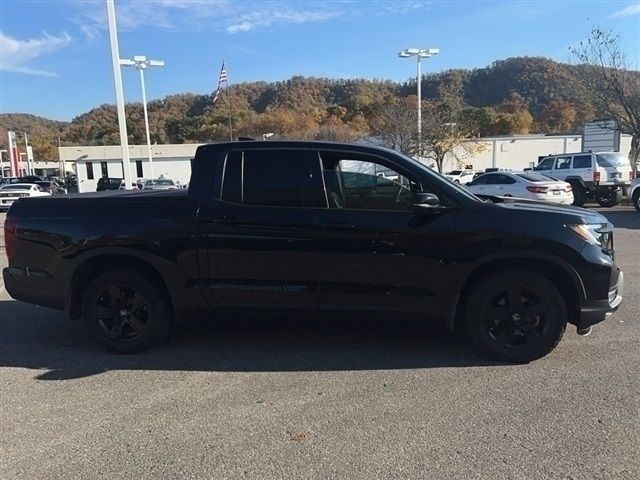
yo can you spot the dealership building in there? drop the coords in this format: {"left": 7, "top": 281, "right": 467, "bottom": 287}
{"left": 58, "top": 133, "right": 634, "bottom": 193}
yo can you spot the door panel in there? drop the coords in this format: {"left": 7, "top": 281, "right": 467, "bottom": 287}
{"left": 199, "top": 201, "right": 320, "bottom": 308}
{"left": 199, "top": 148, "right": 325, "bottom": 309}
{"left": 314, "top": 208, "right": 456, "bottom": 315}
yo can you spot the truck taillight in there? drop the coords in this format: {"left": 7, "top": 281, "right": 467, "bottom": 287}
{"left": 631, "top": 171, "right": 634, "bottom": 181}
{"left": 4, "top": 216, "right": 17, "bottom": 261}
{"left": 593, "top": 171, "right": 600, "bottom": 183}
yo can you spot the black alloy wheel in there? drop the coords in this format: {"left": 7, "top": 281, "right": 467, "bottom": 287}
{"left": 94, "top": 285, "right": 149, "bottom": 343}
{"left": 465, "top": 270, "right": 567, "bottom": 363}
{"left": 82, "top": 268, "right": 171, "bottom": 353}
{"left": 595, "top": 188, "right": 621, "bottom": 207}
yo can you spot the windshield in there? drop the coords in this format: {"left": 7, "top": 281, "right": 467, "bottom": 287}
{"left": 447, "top": 170, "right": 462, "bottom": 175}
{"left": 596, "top": 153, "right": 630, "bottom": 168}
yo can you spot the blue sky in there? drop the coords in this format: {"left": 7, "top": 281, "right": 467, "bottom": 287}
{"left": 1, "top": 0, "right": 639, "bottom": 121}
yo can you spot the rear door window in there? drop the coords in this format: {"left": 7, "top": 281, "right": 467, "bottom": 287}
{"left": 221, "top": 149, "right": 325, "bottom": 208}
{"left": 572, "top": 155, "right": 592, "bottom": 169}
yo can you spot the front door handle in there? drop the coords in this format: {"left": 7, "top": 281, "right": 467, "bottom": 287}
{"left": 320, "top": 221, "right": 356, "bottom": 230}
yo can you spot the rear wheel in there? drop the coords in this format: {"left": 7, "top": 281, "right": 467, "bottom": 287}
{"left": 81, "top": 268, "right": 172, "bottom": 353}
{"left": 571, "top": 183, "right": 587, "bottom": 207}
{"left": 596, "top": 188, "right": 621, "bottom": 207}
{"left": 464, "top": 270, "right": 567, "bottom": 363}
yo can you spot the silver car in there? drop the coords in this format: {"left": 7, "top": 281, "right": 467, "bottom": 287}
{"left": 142, "top": 179, "right": 177, "bottom": 191}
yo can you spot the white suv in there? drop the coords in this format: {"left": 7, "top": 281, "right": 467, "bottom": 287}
{"left": 445, "top": 169, "right": 476, "bottom": 184}
{"left": 534, "top": 152, "right": 632, "bottom": 207}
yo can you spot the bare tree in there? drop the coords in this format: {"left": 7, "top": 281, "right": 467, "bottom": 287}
{"left": 368, "top": 97, "right": 418, "bottom": 155}
{"left": 571, "top": 28, "right": 640, "bottom": 170}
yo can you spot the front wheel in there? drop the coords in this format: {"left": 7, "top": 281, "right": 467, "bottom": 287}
{"left": 464, "top": 270, "right": 567, "bottom": 363}
{"left": 81, "top": 268, "right": 172, "bottom": 353}
{"left": 595, "top": 188, "right": 621, "bottom": 207}
{"left": 571, "top": 184, "right": 587, "bottom": 207}
{"left": 632, "top": 189, "right": 640, "bottom": 213}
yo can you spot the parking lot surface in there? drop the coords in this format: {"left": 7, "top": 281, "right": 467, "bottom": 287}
{"left": 0, "top": 208, "right": 638, "bottom": 479}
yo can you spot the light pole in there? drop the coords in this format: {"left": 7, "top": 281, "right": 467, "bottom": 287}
{"left": 106, "top": 0, "right": 133, "bottom": 189}
{"left": 120, "top": 55, "right": 164, "bottom": 179}
{"left": 398, "top": 47, "right": 439, "bottom": 157}
{"left": 262, "top": 132, "right": 274, "bottom": 141}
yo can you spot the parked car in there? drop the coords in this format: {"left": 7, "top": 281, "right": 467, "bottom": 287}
{"left": 17, "top": 175, "right": 44, "bottom": 183}
{"left": 3, "top": 141, "right": 623, "bottom": 363}
{"left": 444, "top": 169, "right": 476, "bottom": 184}
{"left": 629, "top": 177, "right": 640, "bottom": 213}
{"left": 534, "top": 152, "right": 632, "bottom": 207}
{"left": 0, "top": 177, "right": 20, "bottom": 186}
{"left": 466, "top": 171, "right": 574, "bottom": 205}
{"left": 96, "top": 177, "right": 125, "bottom": 192}
{"left": 0, "top": 183, "right": 51, "bottom": 210}
{"left": 142, "top": 178, "right": 177, "bottom": 190}
{"left": 34, "top": 180, "right": 66, "bottom": 194}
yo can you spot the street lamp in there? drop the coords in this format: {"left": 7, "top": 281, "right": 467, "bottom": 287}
{"left": 398, "top": 47, "right": 439, "bottom": 157}
{"left": 120, "top": 55, "right": 165, "bottom": 179}
{"left": 262, "top": 132, "right": 274, "bottom": 141}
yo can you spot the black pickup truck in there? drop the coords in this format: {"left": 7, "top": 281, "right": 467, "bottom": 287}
{"left": 2, "top": 141, "right": 624, "bottom": 362}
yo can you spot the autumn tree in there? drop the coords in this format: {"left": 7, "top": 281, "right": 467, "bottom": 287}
{"left": 420, "top": 100, "right": 480, "bottom": 173}
{"left": 571, "top": 28, "right": 640, "bottom": 169}
{"left": 541, "top": 99, "right": 577, "bottom": 134}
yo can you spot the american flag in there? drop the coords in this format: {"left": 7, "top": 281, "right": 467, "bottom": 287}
{"left": 212, "top": 60, "right": 228, "bottom": 103}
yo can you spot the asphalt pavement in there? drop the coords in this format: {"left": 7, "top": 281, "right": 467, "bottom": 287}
{"left": 0, "top": 208, "right": 638, "bottom": 479}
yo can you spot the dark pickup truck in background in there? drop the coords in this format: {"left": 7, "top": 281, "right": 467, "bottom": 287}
{"left": 2, "top": 141, "right": 624, "bottom": 362}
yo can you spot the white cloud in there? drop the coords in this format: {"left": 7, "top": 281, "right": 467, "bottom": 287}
{"left": 71, "top": 0, "right": 431, "bottom": 38}
{"left": 0, "top": 31, "right": 72, "bottom": 76}
{"left": 609, "top": 3, "right": 640, "bottom": 18}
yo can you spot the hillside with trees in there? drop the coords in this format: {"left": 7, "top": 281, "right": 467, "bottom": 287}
{"left": 2, "top": 54, "right": 638, "bottom": 167}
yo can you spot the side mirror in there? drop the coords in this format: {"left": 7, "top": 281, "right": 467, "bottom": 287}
{"left": 411, "top": 192, "right": 441, "bottom": 212}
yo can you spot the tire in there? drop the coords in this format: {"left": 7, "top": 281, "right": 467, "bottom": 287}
{"left": 571, "top": 183, "right": 587, "bottom": 207}
{"left": 464, "top": 270, "right": 567, "bottom": 363}
{"left": 595, "top": 188, "right": 621, "bottom": 207}
{"left": 81, "top": 268, "right": 172, "bottom": 353}
{"left": 632, "top": 189, "right": 640, "bottom": 213}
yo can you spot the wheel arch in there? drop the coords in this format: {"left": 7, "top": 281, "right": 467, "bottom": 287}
{"left": 564, "top": 176, "right": 587, "bottom": 188}
{"left": 66, "top": 250, "right": 175, "bottom": 320}
{"left": 448, "top": 255, "right": 585, "bottom": 331}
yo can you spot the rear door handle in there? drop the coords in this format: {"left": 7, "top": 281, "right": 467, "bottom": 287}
{"left": 320, "top": 221, "right": 356, "bottom": 230}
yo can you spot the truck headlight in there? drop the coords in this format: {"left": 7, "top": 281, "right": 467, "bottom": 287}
{"left": 566, "top": 223, "right": 609, "bottom": 247}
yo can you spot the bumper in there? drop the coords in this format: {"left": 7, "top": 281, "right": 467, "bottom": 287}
{"left": 578, "top": 269, "right": 623, "bottom": 330}
{"left": 2, "top": 267, "right": 66, "bottom": 311}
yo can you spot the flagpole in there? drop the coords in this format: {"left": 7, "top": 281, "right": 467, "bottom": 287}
{"left": 226, "top": 59, "right": 233, "bottom": 141}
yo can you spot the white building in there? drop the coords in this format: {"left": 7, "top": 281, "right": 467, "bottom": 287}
{"left": 60, "top": 134, "right": 634, "bottom": 193}
{"left": 59, "top": 144, "right": 201, "bottom": 192}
